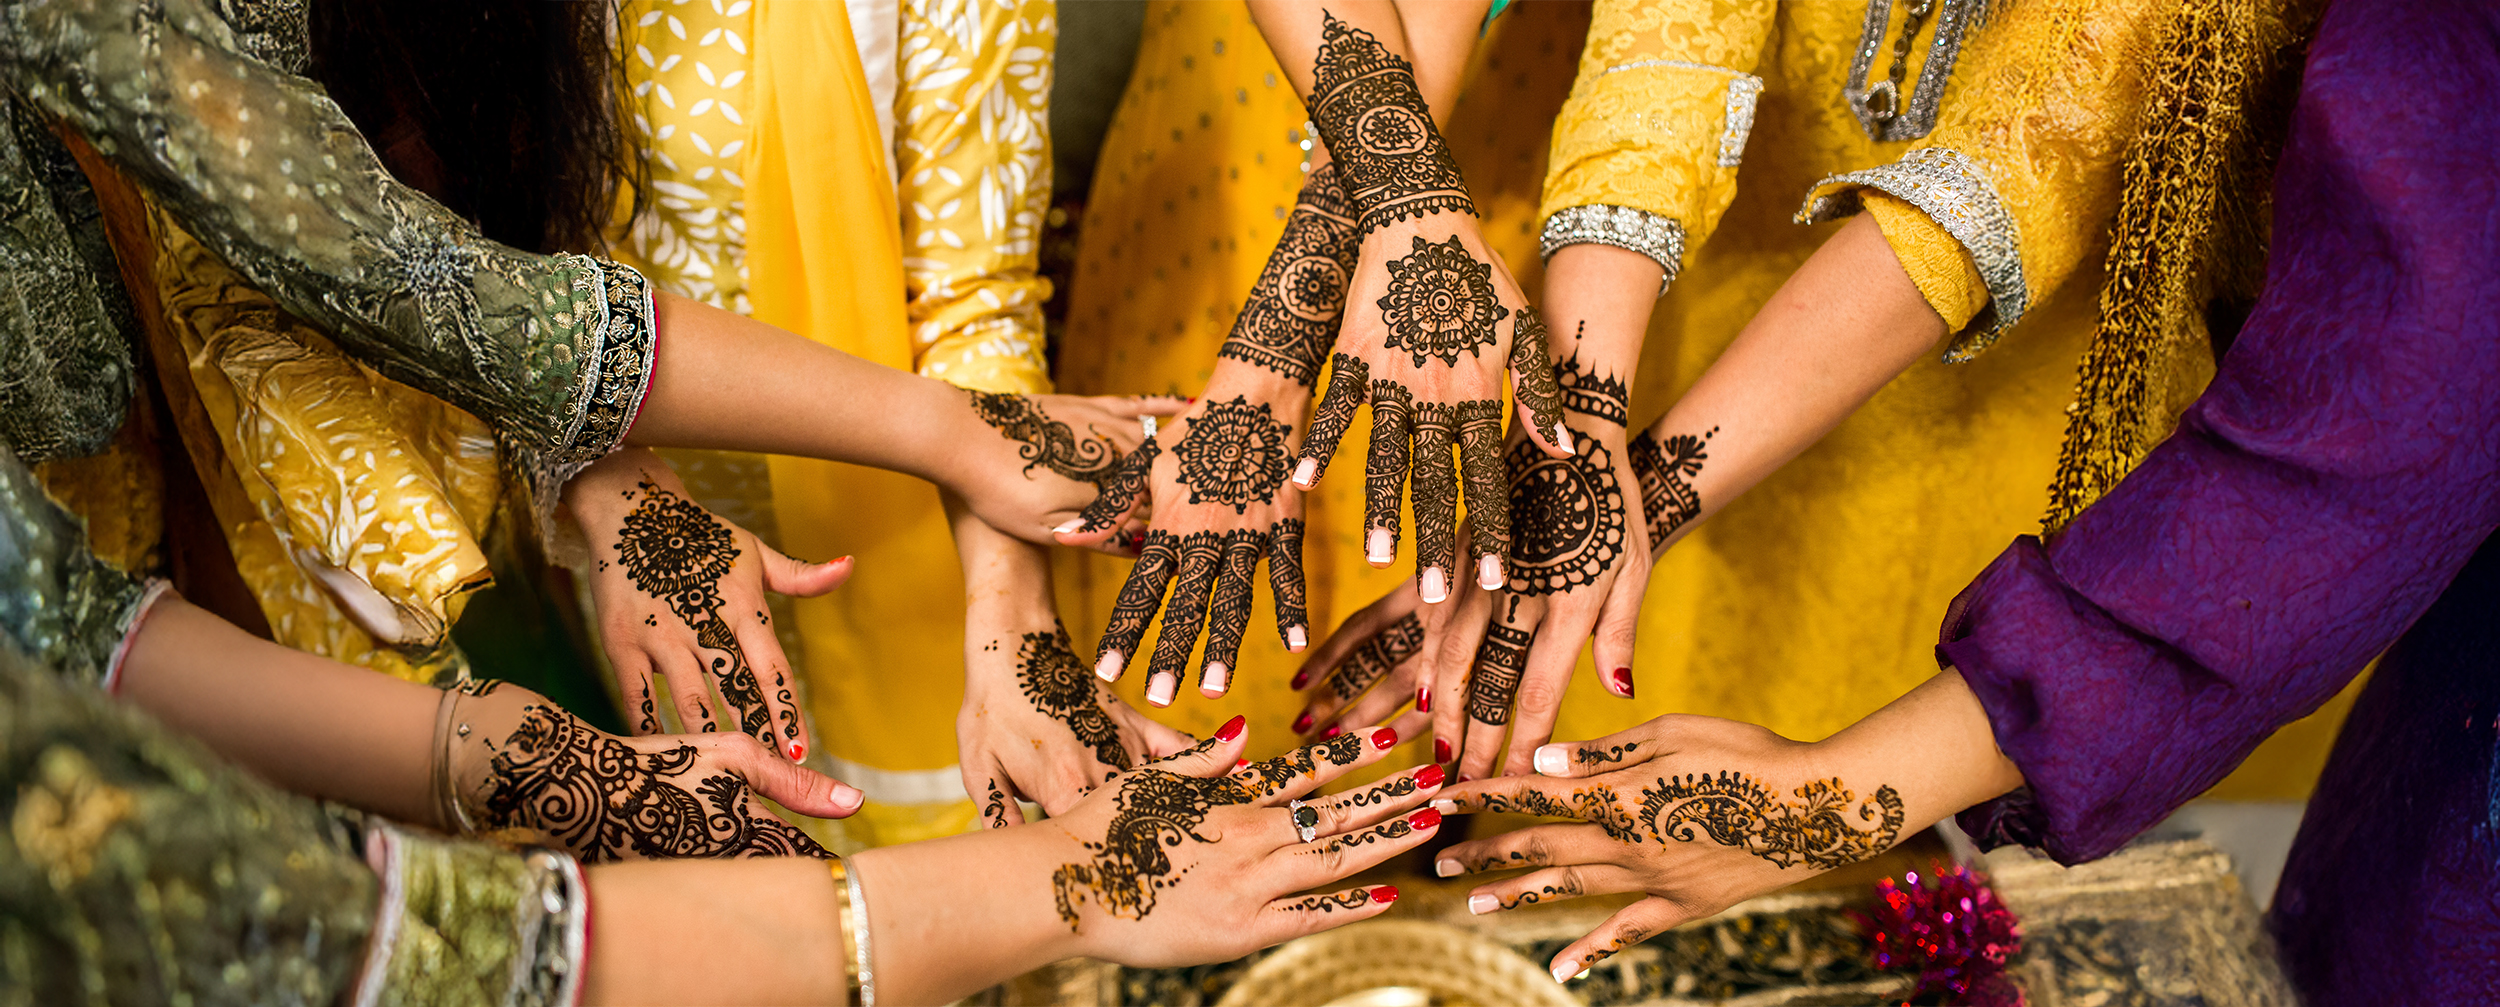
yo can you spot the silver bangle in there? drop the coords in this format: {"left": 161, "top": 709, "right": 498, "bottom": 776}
{"left": 1539, "top": 205, "right": 1685, "bottom": 298}
{"left": 847, "top": 859, "right": 876, "bottom": 1007}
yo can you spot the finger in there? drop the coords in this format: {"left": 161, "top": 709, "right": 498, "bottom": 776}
{"left": 1436, "top": 772, "right": 1645, "bottom": 846}
{"left": 1460, "top": 619, "right": 1534, "bottom": 783}
{"left": 1457, "top": 403, "right": 1510, "bottom": 589}
{"left": 1408, "top": 404, "right": 1459, "bottom": 603}
{"left": 1059, "top": 439, "right": 1159, "bottom": 538}
{"left": 1096, "top": 530, "right": 1179, "bottom": 683}
{"left": 758, "top": 546, "right": 854, "bottom": 598}
{"left": 613, "top": 653, "right": 663, "bottom": 736}
{"left": 1288, "top": 585, "right": 1409, "bottom": 693}
{"left": 1506, "top": 306, "right": 1571, "bottom": 457}
{"left": 1361, "top": 382, "right": 1414, "bottom": 566}
{"left": 712, "top": 732, "right": 865, "bottom": 819}
{"left": 657, "top": 649, "right": 720, "bottom": 733}
{"left": 1199, "top": 530, "right": 1263, "bottom": 698}
{"left": 1499, "top": 619, "right": 1589, "bottom": 778}
{"left": 1146, "top": 714, "right": 1248, "bottom": 776}
{"left": 1432, "top": 821, "right": 1621, "bottom": 877}
{"left": 1592, "top": 550, "right": 1648, "bottom": 701}
{"left": 1430, "top": 586, "right": 1495, "bottom": 772}
{"left": 1307, "top": 612, "right": 1426, "bottom": 731}
{"left": 726, "top": 600, "right": 809, "bottom": 762}
{"left": 1295, "top": 353, "right": 1368, "bottom": 489}
{"left": 1303, "top": 764, "right": 1445, "bottom": 835}
{"left": 1549, "top": 898, "right": 1693, "bottom": 985}
{"left": 1144, "top": 532, "right": 1223, "bottom": 706}
{"left": 1235, "top": 725, "right": 1400, "bottom": 805}
{"left": 1256, "top": 885, "right": 1402, "bottom": 946}
{"left": 972, "top": 769, "right": 1027, "bottom": 830}
{"left": 1468, "top": 864, "right": 1642, "bottom": 917}
{"left": 1278, "top": 808, "right": 1444, "bottom": 893}
{"left": 1268, "top": 518, "right": 1310, "bottom": 651}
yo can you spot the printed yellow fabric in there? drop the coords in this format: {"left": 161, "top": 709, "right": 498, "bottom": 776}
{"left": 620, "top": 0, "right": 757, "bottom": 316}
{"left": 898, "top": 0, "right": 1056, "bottom": 395}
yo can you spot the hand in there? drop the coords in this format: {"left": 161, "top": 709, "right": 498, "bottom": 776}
{"left": 1043, "top": 717, "right": 1449, "bottom": 968}
{"left": 444, "top": 680, "right": 863, "bottom": 863}
{"left": 1432, "top": 715, "right": 1911, "bottom": 983}
{"left": 567, "top": 449, "right": 848, "bottom": 759}
{"left": 959, "top": 619, "right": 1197, "bottom": 825}
{"left": 1285, "top": 581, "right": 1433, "bottom": 744}
{"left": 951, "top": 390, "right": 1189, "bottom": 554}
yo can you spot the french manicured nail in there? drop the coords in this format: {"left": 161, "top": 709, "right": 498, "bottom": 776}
{"left": 1534, "top": 744, "right": 1569, "bottom": 776}
{"left": 1095, "top": 652, "right": 1124, "bottom": 682}
{"left": 1145, "top": 673, "right": 1177, "bottom": 707}
{"left": 1478, "top": 554, "right": 1504, "bottom": 591}
{"left": 1291, "top": 668, "right": 1312, "bottom": 690}
{"left": 1409, "top": 808, "right": 1442, "bottom": 830}
{"left": 1371, "top": 885, "right": 1400, "bottom": 905}
{"left": 1287, "top": 624, "right": 1308, "bottom": 650}
{"left": 1420, "top": 566, "right": 1448, "bottom": 603}
{"left": 1417, "top": 764, "right": 1445, "bottom": 789}
{"left": 1432, "top": 798, "right": 1458, "bottom": 815}
{"left": 1557, "top": 427, "right": 1577, "bottom": 456}
{"left": 1293, "top": 710, "right": 1315, "bottom": 733}
{"left": 1215, "top": 715, "right": 1247, "bottom": 743}
{"left": 1436, "top": 857, "right": 1463, "bottom": 878}
{"left": 1367, "top": 527, "right": 1394, "bottom": 564}
{"left": 1053, "top": 519, "right": 1084, "bottom": 535}
{"left": 1468, "top": 894, "right": 1498, "bottom": 916}
{"left": 1551, "top": 962, "right": 1580, "bottom": 984}
{"left": 1370, "top": 727, "right": 1398, "bottom": 751}
{"left": 1611, "top": 667, "right": 1635, "bottom": 698}
{"left": 1417, "top": 686, "right": 1432, "bottom": 713}
{"left": 832, "top": 783, "right": 865, "bottom": 812}
{"left": 1294, "top": 457, "right": 1319, "bottom": 487}
{"left": 1323, "top": 725, "right": 1343, "bottom": 739}
{"left": 1200, "top": 661, "right": 1229, "bottom": 696}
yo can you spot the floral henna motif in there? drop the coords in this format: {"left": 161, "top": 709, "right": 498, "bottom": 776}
{"left": 1219, "top": 164, "right": 1360, "bottom": 384}
{"left": 1629, "top": 428, "right": 1713, "bottom": 551}
{"left": 1504, "top": 433, "right": 1627, "bottom": 597}
{"left": 1018, "top": 627, "right": 1134, "bottom": 771}
{"left": 970, "top": 391, "right": 1120, "bottom": 486}
{"left": 1306, "top": 13, "right": 1474, "bottom": 233}
{"left": 1051, "top": 768, "right": 1252, "bottom": 929}
{"left": 1362, "top": 380, "right": 1414, "bottom": 540}
{"left": 1638, "top": 772, "right": 1905, "bottom": 870}
{"left": 1300, "top": 815, "right": 1415, "bottom": 856}
{"left": 1173, "top": 397, "right": 1294, "bottom": 514}
{"left": 1378, "top": 236, "right": 1507, "bottom": 368}
{"left": 1469, "top": 622, "right": 1532, "bottom": 727}
{"left": 614, "top": 478, "right": 796, "bottom": 745}
{"left": 1555, "top": 321, "right": 1630, "bottom": 428}
{"left": 1326, "top": 612, "right": 1426, "bottom": 700}
{"left": 1078, "top": 439, "right": 1159, "bottom": 532}
{"left": 1237, "top": 732, "right": 1369, "bottom": 798}
{"left": 1340, "top": 773, "right": 1422, "bottom": 809}
{"left": 474, "top": 703, "right": 828, "bottom": 863}
{"left": 1474, "top": 783, "right": 1643, "bottom": 846}
{"left": 1510, "top": 307, "right": 1570, "bottom": 441}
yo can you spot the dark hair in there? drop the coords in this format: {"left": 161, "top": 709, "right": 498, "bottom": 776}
{"left": 307, "top": 0, "right": 643, "bottom": 254}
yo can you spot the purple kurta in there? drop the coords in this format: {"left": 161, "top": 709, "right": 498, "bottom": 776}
{"left": 1934, "top": 0, "right": 2500, "bottom": 998}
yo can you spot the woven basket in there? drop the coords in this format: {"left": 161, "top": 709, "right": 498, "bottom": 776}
{"left": 1213, "top": 920, "right": 1579, "bottom": 1007}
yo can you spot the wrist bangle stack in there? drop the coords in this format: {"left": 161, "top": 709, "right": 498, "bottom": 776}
{"left": 831, "top": 857, "right": 875, "bottom": 1006}
{"left": 426, "top": 686, "right": 475, "bottom": 835}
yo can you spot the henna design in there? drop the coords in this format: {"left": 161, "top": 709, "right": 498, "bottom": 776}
{"left": 1570, "top": 932, "right": 1644, "bottom": 976}
{"left": 1378, "top": 236, "right": 1507, "bottom": 368}
{"left": 1301, "top": 816, "right": 1414, "bottom": 856}
{"left": 475, "top": 704, "right": 828, "bottom": 863}
{"left": 1338, "top": 773, "right": 1421, "bottom": 809}
{"left": 1219, "top": 163, "right": 1360, "bottom": 384}
{"left": 1630, "top": 428, "right": 1713, "bottom": 551}
{"left": 1269, "top": 518, "right": 1309, "bottom": 636}
{"left": 1555, "top": 322, "right": 1630, "bottom": 428}
{"left": 614, "top": 478, "right": 794, "bottom": 745}
{"left": 1637, "top": 772, "right": 1905, "bottom": 870}
{"left": 1201, "top": 530, "right": 1265, "bottom": 674}
{"left": 1280, "top": 891, "right": 1374, "bottom": 913}
{"left": 1363, "top": 380, "right": 1414, "bottom": 540}
{"left": 1474, "top": 783, "right": 1643, "bottom": 845}
{"left": 1173, "top": 397, "right": 1294, "bottom": 514}
{"left": 970, "top": 391, "right": 1120, "bottom": 485}
{"left": 1236, "top": 732, "right": 1369, "bottom": 799}
{"left": 1051, "top": 768, "right": 1250, "bottom": 928}
{"left": 1078, "top": 439, "right": 1159, "bottom": 532}
{"left": 1017, "top": 626, "right": 1135, "bottom": 771}
{"left": 1410, "top": 402, "right": 1462, "bottom": 578}
{"left": 1576, "top": 742, "right": 1639, "bottom": 767}
{"left": 1306, "top": 13, "right": 1475, "bottom": 233}
{"left": 1510, "top": 307, "right": 1570, "bottom": 441}
{"left": 1468, "top": 848, "right": 1546, "bottom": 872}
{"left": 982, "top": 777, "right": 1012, "bottom": 829}
{"left": 1504, "top": 432, "right": 1626, "bottom": 597}
{"left": 1146, "top": 531, "right": 1226, "bottom": 675}
{"left": 1498, "top": 876, "right": 1582, "bottom": 910}
{"left": 1469, "top": 623, "right": 1532, "bottom": 727}
{"left": 1326, "top": 612, "right": 1425, "bottom": 700}
{"left": 1099, "top": 529, "right": 1179, "bottom": 664}
{"left": 1300, "top": 354, "right": 1370, "bottom": 483}
{"left": 1454, "top": 400, "right": 1508, "bottom": 565}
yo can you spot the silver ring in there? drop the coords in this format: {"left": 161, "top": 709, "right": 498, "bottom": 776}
{"left": 1288, "top": 799, "right": 1319, "bottom": 843}
{"left": 1140, "top": 415, "right": 1159, "bottom": 440}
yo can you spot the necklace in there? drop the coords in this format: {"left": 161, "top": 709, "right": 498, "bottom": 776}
{"left": 1843, "top": 0, "right": 1986, "bottom": 142}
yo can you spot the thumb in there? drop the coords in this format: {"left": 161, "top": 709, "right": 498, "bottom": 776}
{"left": 1146, "top": 715, "right": 1249, "bottom": 777}
{"left": 729, "top": 737, "right": 866, "bottom": 819}
{"left": 761, "top": 545, "right": 853, "bottom": 598}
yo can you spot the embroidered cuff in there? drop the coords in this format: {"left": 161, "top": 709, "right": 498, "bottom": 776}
{"left": 1539, "top": 205, "right": 1685, "bottom": 297}
{"left": 516, "top": 256, "right": 657, "bottom": 544}
{"left": 355, "top": 825, "right": 588, "bottom": 1007}
{"left": 1797, "top": 147, "right": 2028, "bottom": 360}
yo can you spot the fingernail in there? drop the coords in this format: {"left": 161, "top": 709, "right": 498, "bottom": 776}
{"left": 1287, "top": 624, "right": 1309, "bottom": 651}
{"left": 832, "top": 783, "right": 865, "bottom": 812}
{"left": 1145, "top": 673, "right": 1177, "bottom": 708}
{"left": 1095, "top": 651, "right": 1124, "bottom": 682}
{"left": 1122, "top": 529, "right": 1147, "bottom": 550}
{"left": 1053, "top": 519, "right": 1084, "bottom": 535}
{"left": 1611, "top": 667, "right": 1635, "bottom": 698}
{"left": 1370, "top": 727, "right": 1397, "bottom": 751}
{"left": 1420, "top": 566, "right": 1448, "bottom": 603}
{"left": 1417, "top": 764, "right": 1445, "bottom": 789}
{"left": 1416, "top": 686, "right": 1432, "bottom": 713}
{"left": 1434, "top": 738, "right": 1452, "bottom": 763}
{"left": 1552, "top": 962, "right": 1579, "bottom": 984}
{"left": 1236, "top": 758, "right": 1250, "bottom": 769}
{"left": 1558, "top": 427, "right": 1577, "bottom": 456}
{"left": 1432, "top": 798, "right": 1458, "bottom": 816}
{"left": 1200, "top": 661, "right": 1229, "bottom": 696}
{"left": 1293, "top": 457, "right": 1319, "bottom": 487}
{"left": 1293, "top": 710, "right": 1315, "bottom": 733}
{"left": 1323, "top": 725, "right": 1343, "bottom": 739}
{"left": 1436, "top": 857, "right": 1463, "bottom": 878}
{"left": 1291, "top": 668, "right": 1312, "bottom": 690}
{"left": 1409, "top": 808, "right": 1442, "bottom": 830}
{"left": 1534, "top": 744, "right": 1569, "bottom": 776}
{"left": 1469, "top": 894, "right": 1498, "bottom": 916}
{"left": 788, "top": 740, "right": 807, "bottom": 762}
{"left": 1216, "top": 715, "right": 1247, "bottom": 743}
{"left": 1478, "top": 554, "right": 1504, "bottom": 591}
{"left": 1371, "top": 885, "right": 1400, "bottom": 905}
{"left": 1367, "top": 527, "right": 1394, "bottom": 565}
{"left": 1457, "top": 773, "right": 1472, "bottom": 784}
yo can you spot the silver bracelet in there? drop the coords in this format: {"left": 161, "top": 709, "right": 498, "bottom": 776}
{"left": 847, "top": 859, "right": 876, "bottom": 1007}
{"left": 1539, "top": 205, "right": 1685, "bottom": 298}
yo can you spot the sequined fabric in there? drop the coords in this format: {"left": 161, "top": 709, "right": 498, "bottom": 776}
{"left": 353, "top": 825, "right": 587, "bottom": 1007}
{"left": 0, "top": 98, "right": 138, "bottom": 465}
{"left": 0, "top": 443, "right": 150, "bottom": 689}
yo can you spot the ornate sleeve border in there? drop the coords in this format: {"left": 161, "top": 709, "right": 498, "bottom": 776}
{"left": 353, "top": 825, "right": 590, "bottom": 1007}
{"left": 514, "top": 257, "right": 657, "bottom": 545}
{"left": 1539, "top": 204, "right": 1685, "bottom": 298}
{"left": 1796, "top": 147, "right": 2027, "bottom": 360}
{"left": 101, "top": 578, "right": 173, "bottom": 696}
{"left": 1598, "top": 59, "right": 1765, "bottom": 168}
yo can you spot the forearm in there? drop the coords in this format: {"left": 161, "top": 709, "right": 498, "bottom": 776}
{"left": 1811, "top": 669, "right": 2026, "bottom": 839}
{"left": 1244, "top": 1, "right": 1483, "bottom": 115}
{"left": 851, "top": 829, "right": 1080, "bottom": 1005}
{"left": 1541, "top": 243, "right": 1664, "bottom": 409}
{"left": 582, "top": 858, "right": 847, "bottom": 1006}
{"left": 949, "top": 493, "right": 1059, "bottom": 628}
{"left": 114, "top": 596, "right": 440, "bottom": 825}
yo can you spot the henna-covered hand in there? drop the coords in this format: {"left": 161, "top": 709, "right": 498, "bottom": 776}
{"left": 567, "top": 450, "right": 849, "bottom": 760}
{"left": 956, "top": 390, "right": 1187, "bottom": 556}
{"left": 959, "top": 621, "right": 1196, "bottom": 827}
{"left": 444, "top": 681, "right": 862, "bottom": 863}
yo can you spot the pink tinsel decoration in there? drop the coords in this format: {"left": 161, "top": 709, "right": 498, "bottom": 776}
{"left": 1853, "top": 864, "right": 2025, "bottom": 1006}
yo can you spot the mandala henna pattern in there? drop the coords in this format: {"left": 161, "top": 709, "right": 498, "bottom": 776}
{"left": 1630, "top": 428, "right": 1713, "bottom": 550}
{"left": 1172, "top": 397, "right": 1294, "bottom": 514}
{"left": 1219, "top": 164, "right": 1361, "bottom": 384}
{"left": 1378, "top": 235, "right": 1507, "bottom": 368}
{"left": 1306, "top": 13, "right": 1475, "bottom": 233}
{"left": 475, "top": 704, "right": 828, "bottom": 863}
{"left": 1326, "top": 612, "right": 1425, "bottom": 700}
{"left": 1504, "top": 433, "right": 1627, "bottom": 597}
{"left": 1469, "top": 622, "right": 1532, "bottom": 727}
{"left": 970, "top": 391, "right": 1120, "bottom": 485}
{"left": 615, "top": 478, "right": 796, "bottom": 745}
{"left": 1638, "top": 772, "right": 1905, "bottom": 870}
{"left": 1018, "top": 627, "right": 1134, "bottom": 771}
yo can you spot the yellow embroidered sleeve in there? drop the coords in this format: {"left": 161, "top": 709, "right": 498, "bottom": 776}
{"left": 897, "top": 0, "right": 1055, "bottom": 396}
{"left": 1864, "top": 191, "right": 1987, "bottom": 331}
{"left": 1539, "top": 0, "right": 1774, "bottom": 281}
{"left": 1802, "top": 0, "right": 2170, "bottom": 359}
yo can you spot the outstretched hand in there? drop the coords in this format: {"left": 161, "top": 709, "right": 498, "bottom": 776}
{"left": 952, "top": 390, "right": 1190, "bottom": 554}
{"left": 959, "top": 620, "right": 1198, "bottom": 826}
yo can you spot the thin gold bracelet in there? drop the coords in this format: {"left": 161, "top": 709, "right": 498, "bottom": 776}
{"left": 829, "top": 857, "right": 870, "bottom": 1006}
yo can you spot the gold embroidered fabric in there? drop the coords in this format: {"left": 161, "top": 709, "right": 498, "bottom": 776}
{"left": 898, "top": 0, "right": 1056, "bottom": 394}
{"left": 355, "top": 825, "right": 586, "bottom": 1007}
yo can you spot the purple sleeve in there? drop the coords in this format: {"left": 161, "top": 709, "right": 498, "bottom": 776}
{"left": 1943, "top": 0, "right": 2500, "bottom": 865}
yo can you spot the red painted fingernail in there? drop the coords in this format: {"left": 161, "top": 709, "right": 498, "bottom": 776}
{"left": 1434, "top": 739, "right": 1452, "bottom": 763}
{"left": 1291, "top": 670, "right": 1311, "bottom": 690}
{"left": 1293, "top": 711, "right": 1315, "bottom": 734}
{"left": 1457, "top": 772, "right": 1472, "bottom": 784}
{"left": 1416, "top": 686, "right": 1432, "bottom": 713}
{"left": 1409, "top": 809, "right": 1442, "bottom": 830}
{"left": 1611, "top": 667, "right": 1635, "bottom": 698}
{"left": 1370, "top": 727, "right": 1397, "bottom": 751}
{"left": 1418, "top": 764, "right": 1445, "bottom": 789}
{"left": 1216, "top": 715, "right": 1247, "bottom": 743}
{"left": 1372, "top": 885, "right": 1400, "bottom": 905}
{"left": 788, "top": 740, "right": 806, "bottom": 762}
{"left": 1236, "top": 758, "right": 1250, "bottom": 769}
{"left": 1323, "top": 725, "right": 1343, "bottom": 739}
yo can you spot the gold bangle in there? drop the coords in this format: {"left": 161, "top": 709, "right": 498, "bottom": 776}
{"left": 829, "top": 857, "right": 867, "bottom": 1006}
